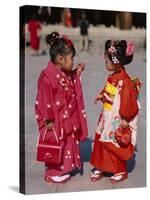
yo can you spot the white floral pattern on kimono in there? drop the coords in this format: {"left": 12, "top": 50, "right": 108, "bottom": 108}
{"left": 96, "top": 80, "right": 140, "bottom": 147}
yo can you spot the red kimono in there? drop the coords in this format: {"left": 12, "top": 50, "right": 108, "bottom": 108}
{"left": 28, "top": 20, "right": 41, "bottom": 50}
{"left": 90, "top": 68, "right": 139, "bottom": 173}
{"left": 64, "top": 9, "right": 72, "bottom": 27}
{"left": 35, "top": 61, "right": 88, "bottom": 176}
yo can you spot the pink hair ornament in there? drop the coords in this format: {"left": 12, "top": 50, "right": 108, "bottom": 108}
{"left": 126, "top": 41, "right": 135, "bottom": 56}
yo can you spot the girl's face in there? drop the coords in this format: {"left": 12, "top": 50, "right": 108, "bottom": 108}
{"left": 57, "top": 52, "right": 74, "bottom": 72}
{"left": 104, "top": 54, "right": 116, "bottom": 71}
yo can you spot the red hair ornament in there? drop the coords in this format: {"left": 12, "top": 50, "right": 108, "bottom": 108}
{"left": 62, "top": 35, "right": 73, "bottom": 47}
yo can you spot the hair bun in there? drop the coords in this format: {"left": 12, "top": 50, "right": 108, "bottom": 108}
{"left": 105, "top": 40, "right": 112, "bottom": 51}
{"left": 105, "top": 39, "right": 134, "bottom": 65}
{"left": 46, "top": 32, "right": 60, "bottom": 46}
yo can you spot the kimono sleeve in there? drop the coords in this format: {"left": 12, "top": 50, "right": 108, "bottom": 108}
{"left": 119, "top": 78, "right": 138, "bottom": 122}
{"left": 35, "top": 75, "right": 54, "bottom": 130}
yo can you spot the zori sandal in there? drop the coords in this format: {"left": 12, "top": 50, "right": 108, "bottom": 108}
{"left": 45, "top": 174, "right": 71, "bottom": 184}
{"left": 110, "top": 172, "right": 128, "bottom": 184}
{"left": 91, "top": 169, "right": 103, "bottom": 182}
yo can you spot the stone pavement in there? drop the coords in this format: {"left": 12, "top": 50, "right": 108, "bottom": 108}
{"left": 24, "top": 46, "right": 146, "bottom": 194}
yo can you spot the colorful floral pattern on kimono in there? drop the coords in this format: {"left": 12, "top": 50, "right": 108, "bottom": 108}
{"left": 97, "top": 79, "right": 139, "bottom": 147}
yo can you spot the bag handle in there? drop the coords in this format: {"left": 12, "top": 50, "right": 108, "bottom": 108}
{"left": 42, "top": 127, "right": 59, "bottom": 144}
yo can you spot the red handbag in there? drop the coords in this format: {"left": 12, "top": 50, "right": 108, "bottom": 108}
{"left": 36, "top": 128, "right": 63, "bottom": 164}
{"left": 114, "top": 126, "right": 132, "bottom": 147}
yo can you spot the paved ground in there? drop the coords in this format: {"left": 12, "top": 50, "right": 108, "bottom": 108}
{"left": 24, "top": 44, "right": 146, "bottom": 194}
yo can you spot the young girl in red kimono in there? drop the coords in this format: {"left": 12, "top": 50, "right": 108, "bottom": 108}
{"left": 90, "top": 40, "right": 141, "bottom": 183}
{"left": 64, "top": 8, "right": 72, "bottom": 27}
{"left": 28, "top": 17, "right": 41, "bottom": 55}
{"left": 35, "top": 32, "right": 88, "bottom": 183}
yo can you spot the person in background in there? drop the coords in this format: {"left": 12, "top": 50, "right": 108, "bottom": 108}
{"left": 78, "top": 13, "right": 89, "bottom": 51}
{"left": 64, "top": 8, "right": 72, "bottom": 27}
{"left": 28, "top": 13, "right": 41, "bottom": 56}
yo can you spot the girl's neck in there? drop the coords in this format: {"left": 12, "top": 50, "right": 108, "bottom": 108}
{"left": 55, "top": 62, "right": 62, "bottom": 70}
{"left": 110, "top": 66, "right": 124, "bottom": 76}
{"left": 114, "top": 65, "right": 124, "bottom": 73}
{"left": 54, "top": 62, "right": 71, "bottom": 77}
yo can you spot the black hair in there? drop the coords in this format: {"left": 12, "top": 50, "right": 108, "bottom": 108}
{"left": 46, "top": 32, "right": 76, "bottom": 63}
{"left": 105, "top": 40, "right": 134, "bottom": 65}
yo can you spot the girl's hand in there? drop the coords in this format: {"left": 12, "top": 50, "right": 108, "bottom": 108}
{"left": 119, "top": 119, "right": 129, "bottom": 128}
{"left": 77, "top": 63, "right": 85, "bottom": 75}
{"left": 45, "top": 120, "right": 54, "bottom": 129}
{"left": 94, "top": 94, "right": 104, "bottom": 104}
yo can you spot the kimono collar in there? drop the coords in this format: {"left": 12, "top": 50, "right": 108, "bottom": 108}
{"left": 107, "top": 67, "right": 129, "bottom": 85}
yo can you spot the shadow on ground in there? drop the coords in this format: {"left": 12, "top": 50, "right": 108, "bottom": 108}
{"left": 79, "top": 137, "right": 137, "bottom": 175}
{"left": 127, "top": 153, "right": 136, "bottom": 173}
